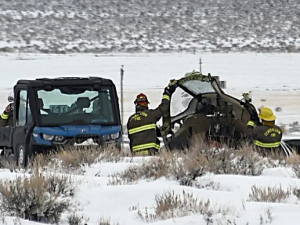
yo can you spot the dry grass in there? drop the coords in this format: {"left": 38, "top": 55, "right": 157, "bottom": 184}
{"left": 67, "top": 214, "right": 120, "bottom": 225}
{"left": 0, "top": 156, "right": 21, "bottom": 172}
{"left": 248, "top": 185, "right": 300, "bottom": 203}
{"left": 108, "top": 136, "right": 278, "bottom": 186}
{"left": 67, "top": 212, "right": 90, "bottom": 225}
{"left": 136, "top": 190, "right": 230, "bottom": 222}
{"left": 0, "top": 164, "right": 75, "bottom": 223}
{"left": 109, "top": 133, "right": 300, "bottom": 187}
{"left": 286, "top": 151, "right": 300, "bottom": 165}
{"left": 97, "top": 217, "right": 120, "bottom": 225}
{"left": 0, "top": 143, "right": 125, "bottom": 174}
{"left": 259, "top": 208, "right": 273, "bottom": 225}
{"left": 108, "top": 155, "right": 170, "bottom": 185}
{"left": 282, "top": 150, "right": 300, "bottom": 178}
{"left": 55, "top": 143, "right": 123, "bottom": 166}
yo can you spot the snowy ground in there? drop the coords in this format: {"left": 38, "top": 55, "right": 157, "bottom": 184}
{"left": 2, "top": 158, "right": 300, "bottom": 225}
{"left": 1, "top": 52, "right": 300, "bottom": 127}
{"left": 1, "top": 53, "right": 300, "bottom": 224}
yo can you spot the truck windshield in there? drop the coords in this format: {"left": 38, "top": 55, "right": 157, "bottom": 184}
{"left": 36, "top": 86, "right": 118, "bottom": 126}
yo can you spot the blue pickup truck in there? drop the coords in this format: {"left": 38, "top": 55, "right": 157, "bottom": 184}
{"left": 0, "top": 76, "right": 122, "bottom": 167}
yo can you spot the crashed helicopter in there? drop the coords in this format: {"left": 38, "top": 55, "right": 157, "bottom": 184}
{"left": 160, "top": 71, "right": 264, "bottom": 151}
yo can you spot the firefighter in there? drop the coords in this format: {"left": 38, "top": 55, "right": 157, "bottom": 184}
{"left": 245, "top": 107, "right": 283, "bottom": 156}
{"left": 0, "top": 93, "right": 28, "bottom": 127}
{"left": 0, "top": 103, "right": 14, "bottom": 127}
{"left": 127, "top": 81, "right": 177, "bottom": 156}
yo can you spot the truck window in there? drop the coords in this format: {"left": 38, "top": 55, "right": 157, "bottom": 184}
{"left": 16, "top": 90, "right": 32, "bottom": 126}
{"left": 16, "top": 91, "right": 27, "bottom": 126}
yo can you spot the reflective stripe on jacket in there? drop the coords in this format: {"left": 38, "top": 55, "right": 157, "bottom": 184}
{"left": 245, "top": 120, "right": 282, "bottom": 148}
{"left": 1, "top": 113, "right": 9, "bottom": 120}
{"left": 0, "top": 112, "right": 13, "bottom": 127}
{"left": 128, "top": 124, "right": 156, "bottom": 135}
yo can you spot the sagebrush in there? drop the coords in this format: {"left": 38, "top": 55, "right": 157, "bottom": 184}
{"left": 137, "top": 190, "right": 230, "bottom": 222}
{"left": 0, "top": 143, "right": 124, "bottom": 174}
{"left": 67, "top": 212, "right": 90, "bottom": 225}
{"left": 108, "top": 137, "right": 286, "bottom": 186}
{"left": 0, "top": 166, "right": 75, "bottom": 223}
{"left": 248, "top": 185, "right": 300, "bottom": 203}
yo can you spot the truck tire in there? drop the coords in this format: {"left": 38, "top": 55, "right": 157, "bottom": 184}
{"left": 15, "top": 144, "right": 28, "bottom": 168}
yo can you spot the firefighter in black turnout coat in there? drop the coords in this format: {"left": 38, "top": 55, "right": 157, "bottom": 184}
{"left": 245, "top": 107, "right": 283, "bottom": 156}
{"left": 0, "top": 103, "right": 14, "bottom": 127}
{"left": 127, "top": 81, "right": 177, "bottom": 156}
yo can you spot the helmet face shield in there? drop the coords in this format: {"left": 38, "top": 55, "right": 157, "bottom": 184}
{"left": 137, "top": 102, "right": 148, "bottom": 107}
{"left": 134, "top": 93, "right": 149, "bottom": 106}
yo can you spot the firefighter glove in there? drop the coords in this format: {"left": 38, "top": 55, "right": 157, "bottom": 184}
{"left": 165, "top": 79, "right": 178, "bottom": 95}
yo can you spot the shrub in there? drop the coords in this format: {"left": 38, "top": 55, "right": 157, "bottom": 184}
{"left": 259, "top": 208, "right": 273, "bottom": 225}
{"left": 18, "top": 144, "right": 125, "bottom": 175}
{"left": 0, "top": 167, "right": 75, "bottom": 223}
{"left": 248, "top": 185, "right": 300, "bottom": 203}
{"left": 284, "top": 151, "right": 300, "bottom": 178}
{"left": 0, "top": 143, "right": 124, "bottom": 175}
{"left": 137, "top": 190, "right": 230, "bottom": 222}
{"left": 46, "top": 173, "right": 76, "bottom": 197}
{"left": 286, "top": 151, "right": 300, "bottom": 165}
{"left": 97, "top": 217, "right": 120, "bottom": 225}
{"left": 54, "top": 144, "right": 122, "bottom": 167}
{"left": 0, "top": 156, "right": 20, "bottom": 172}
{"left": 108, "top": 140, "right": 280, "bottom": 186}
{"left": 108, "top": 154, "right": 172, "bottom": 185}
{"left": 67, "top": 212, "right": 90, "bottom": 225}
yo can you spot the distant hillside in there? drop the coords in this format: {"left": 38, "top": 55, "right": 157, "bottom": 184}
{"left": 0, "top": 0, "right": 299, "bottom": 53}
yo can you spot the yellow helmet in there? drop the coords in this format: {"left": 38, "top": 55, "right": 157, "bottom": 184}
{"left": 259, "top": 107, "right": 276, "bottom": 121}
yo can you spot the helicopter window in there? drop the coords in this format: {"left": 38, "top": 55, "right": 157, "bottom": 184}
{"left": 182, "top": 80, "right": 215, "bottom": 95}
{"left": 170, "top": 88, "right": 193, "bottom": 117}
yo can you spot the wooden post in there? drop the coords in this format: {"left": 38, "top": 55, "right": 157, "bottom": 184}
{"left": 199, "top": 58, "right": 202, "bottom": 73}
{"left": 120, "top": 65, "right": 124, "bottom": 126}
{"left": 120, "top": 65, "right": 124, "bottom": 149}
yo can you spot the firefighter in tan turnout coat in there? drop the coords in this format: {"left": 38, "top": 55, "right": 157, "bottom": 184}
{"left": 245, "top": 107, "right": 283, "bottom": 156}
{"left": 127, "top": 81, "right": 177, "bottom": 156}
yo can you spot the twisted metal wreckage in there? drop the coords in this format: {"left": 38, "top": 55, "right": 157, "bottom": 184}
{"left": 155, "top": 72, "right": 295, "bottom": 156}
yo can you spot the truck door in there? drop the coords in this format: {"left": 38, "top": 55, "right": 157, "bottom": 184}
{"left": 13, "top": 88, "right": 34, "bottom": 166}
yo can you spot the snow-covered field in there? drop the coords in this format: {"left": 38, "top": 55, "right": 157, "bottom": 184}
{"left": 1, "top": 52, "right": 300, "bottom": 127}
{"left": 2, "top": 156, "right": 300, "bottom": 225}
{"left": 1, "top": 52, "right": 300, "bottom": 225}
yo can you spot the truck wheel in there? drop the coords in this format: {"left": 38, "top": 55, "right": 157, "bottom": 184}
{"left": 15, "top": 145, "right": 28, "bottom": 168}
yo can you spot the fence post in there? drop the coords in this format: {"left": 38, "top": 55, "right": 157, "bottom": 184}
{"left": 120, "top": 65, "right": 124, "bottom": 149}
{"left": 199, "top": 58, "right": 202, "bottom": 73}
{"left": 120, "top": 65, "right": 124, "bottom": 126}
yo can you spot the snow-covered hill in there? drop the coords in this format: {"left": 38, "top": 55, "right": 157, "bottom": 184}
{"left": 0, "top": 0, "right": 300, "bottom": 53}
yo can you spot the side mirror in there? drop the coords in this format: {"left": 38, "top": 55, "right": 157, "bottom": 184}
{"left": 8, "top": 96, "right": 14, "bottom": 102}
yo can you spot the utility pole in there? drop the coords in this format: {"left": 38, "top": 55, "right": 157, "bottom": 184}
{"left": 199, "top": 58, "right": 202, "bottom": 73}
{"left": 120, "top": 65, "right": 124, "bottom": 126}
{"left": 120, "top": 65, "right": 124, "bottom": 149}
